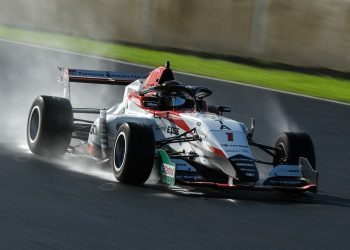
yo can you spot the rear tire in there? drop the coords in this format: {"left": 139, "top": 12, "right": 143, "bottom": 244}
{"left": 112, "top": 123, "right": 155, "bottom": 185}
{"left": 273, "top": 132, "right": 316, "bottom": 170}
{"left": 27, "top": 95, "right": 73, "bottom": 157}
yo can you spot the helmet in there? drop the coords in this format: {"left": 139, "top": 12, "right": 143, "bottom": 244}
{"left": 159, "top": 91, "right": 189, "bottom": 110}
{"left": 164, "top": 95, "right": 186, "bottom": 107}
{"left": 161, "top": 80, "right": 182, "bottom": 87}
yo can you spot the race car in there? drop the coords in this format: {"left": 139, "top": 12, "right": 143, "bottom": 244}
{"left": 26, "top": 62, "right": 318, "bottom": 193}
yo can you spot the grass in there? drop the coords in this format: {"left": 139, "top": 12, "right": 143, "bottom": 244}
{"left": 0, "top": 25, "right": 349, "bottom": 103}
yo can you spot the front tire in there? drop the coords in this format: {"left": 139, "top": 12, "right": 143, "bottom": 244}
{"left": 27, "top": 96, "right": 73, "bottom": 157}
{"left": 112, "top": 123, "right": 155, "bottom": 185}
{"left": 273, "top": 132, "right": 316, "bottom": 170}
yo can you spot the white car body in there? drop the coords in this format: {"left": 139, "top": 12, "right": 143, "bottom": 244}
{"left": 55, "top": 64, "right": 318, "bottom": 192}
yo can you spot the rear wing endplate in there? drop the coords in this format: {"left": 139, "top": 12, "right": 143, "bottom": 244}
{"left": 57, "top": 67, "right": 144, "bottom": 100}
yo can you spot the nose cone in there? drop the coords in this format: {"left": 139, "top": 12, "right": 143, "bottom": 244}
{"left": 193, "top": 114, "right": 258, "bottom": 181}
{"left": 203, "top": 130, "right": 258, "bottom": 181}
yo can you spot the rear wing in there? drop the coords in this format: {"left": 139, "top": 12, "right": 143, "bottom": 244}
{"left": 57, "top": 67, "right": 144, "bottom": 100}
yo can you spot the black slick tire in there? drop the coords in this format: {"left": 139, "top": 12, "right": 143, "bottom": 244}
{"left": 274, "top": 132, "right": 316, "bottom": 170}
{"left": 112, "top": 123, "right": 155, "bottom": 185}
{"left": 27, "top": 95, "right": 73, "bottom": 157}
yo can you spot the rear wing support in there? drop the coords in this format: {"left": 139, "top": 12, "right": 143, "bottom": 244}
{"left": 57, "top": 67, "right": 144, "bottom": 100}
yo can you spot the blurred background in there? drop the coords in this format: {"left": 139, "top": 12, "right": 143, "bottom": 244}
{"left": 0, "top": 0, "right": 349, "bottom": 71}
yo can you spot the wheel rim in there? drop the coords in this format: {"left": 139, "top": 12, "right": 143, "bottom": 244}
{"left": 276, "top": 142, "right": 287, "bottom": 164}
{"left": 28, "top": 106, "right": 41, "bottom": 143}
{"left": 114, "top": 132, "right": 126, "bottom": 171}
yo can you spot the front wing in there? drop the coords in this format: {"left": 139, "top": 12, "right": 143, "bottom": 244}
{"left": 158, "top": 150, "right": 318, "bottom": 193}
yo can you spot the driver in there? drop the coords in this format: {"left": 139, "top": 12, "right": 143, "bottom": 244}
{"left": 159, "top": 91, "right": 193, "bottom": 110}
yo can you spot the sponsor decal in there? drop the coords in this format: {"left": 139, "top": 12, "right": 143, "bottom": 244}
{"left": 226, "top": 149, "right": 240, "bottom": 153}
{"left": 70, "top": 70, "right": 140, "bottom": 79}
{"left": 221, "top": 144, "right": 249, "bottom": 149}
{"left": 166, "top": 126, "right": 179, "bottom": 136}
{"left": 222, "top": 144, "right": 250, "bottom": 154}
{"left": 161, "top": 163, "right": 176, "bottom": 186}
{"left": 269, "top": 179, "right": 302, "bottom": 185}
{"left": 159, "top": 150, "right": 176, "bottom": 186}
{"left": 173, "top": 159, "right": 197, "bottom": 173}
{"left": 226, "top": 132, "right": 233, "bottom": 141}
{"left": 162, "top": 163, "right": 175, "bottom": 177}
{"left": 215, "top": 119, "right": 231, "bottom": 130}
{"left": 269, "top": 165, "right": 302, "bottom": 177}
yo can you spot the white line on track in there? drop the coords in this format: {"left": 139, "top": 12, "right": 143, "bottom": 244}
{"left": 1, "top": 38, "right": 349, "bottom": 107}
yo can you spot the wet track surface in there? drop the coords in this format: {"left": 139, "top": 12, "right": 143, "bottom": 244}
{"left": 0, "top": 40, "right": 350, "bottom": 249}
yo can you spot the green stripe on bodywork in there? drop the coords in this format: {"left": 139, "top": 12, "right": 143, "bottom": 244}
{"left": 159, "top": 150, "right": 176, "bottom": 186}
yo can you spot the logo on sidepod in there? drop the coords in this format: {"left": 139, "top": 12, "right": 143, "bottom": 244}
{"left": 162, "top": 163, "right": 175, "bottom": 177}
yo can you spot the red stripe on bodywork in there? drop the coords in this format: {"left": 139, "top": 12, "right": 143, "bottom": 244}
{"left": 168, "top": 113, "right": 191, "bottom": 132}
{"left": 178, "top": 180, "right": 317, "bottom": 192}
{"left": 147, "top": 110, "right": 192, "bottom": 132}
{"left": 208, "top": 145, "right": 226, "bottom": 157}
{"left": 128, "top": 91, "right": 142, "bottom": 107}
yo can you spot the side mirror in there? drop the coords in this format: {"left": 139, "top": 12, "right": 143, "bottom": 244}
{"left": 217, "top": 105, "right": 231, "bottom": 116}
{"left": 248, "top": 117, "right": 255, "bottom": 140}
{"left": 143, "top": 100, "right": 160, "bottom": 109}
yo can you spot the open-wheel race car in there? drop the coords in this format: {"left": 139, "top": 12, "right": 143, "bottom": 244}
{"left": 27, "top": 62, "right": 318, "bottom": 193}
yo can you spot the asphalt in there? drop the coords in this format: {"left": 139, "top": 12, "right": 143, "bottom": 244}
{"left": 0, "top": 40, "right": 349, "bottom": 250}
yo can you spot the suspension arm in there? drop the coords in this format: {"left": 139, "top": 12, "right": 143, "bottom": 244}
{"left": 248, "top": 140, "right": 278, "bottom": 157}
{"left": 156, "top": 128, "right": 200, "bottom": 148}
{"left": 254, "top": 159, "right": 274, "bottom": 165}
